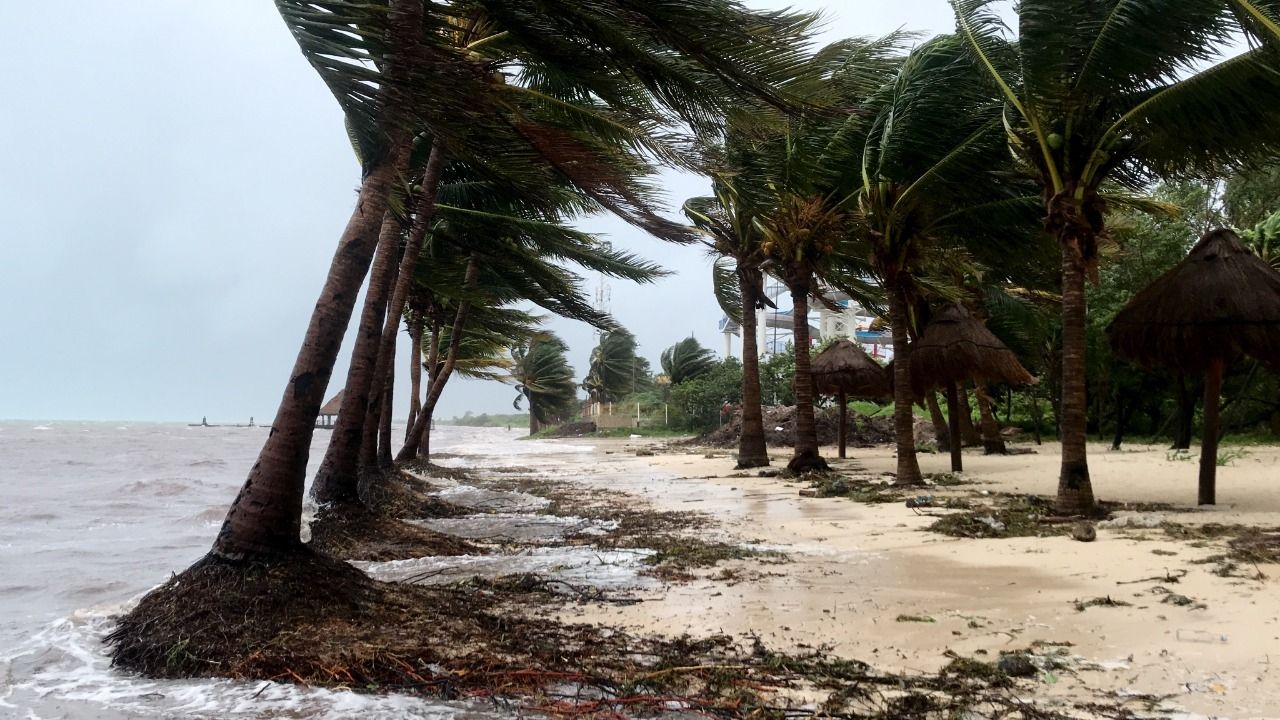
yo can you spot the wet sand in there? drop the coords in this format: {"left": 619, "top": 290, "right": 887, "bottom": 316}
{"left": 560, "top": 439, "right": 1280, "bottom": 719}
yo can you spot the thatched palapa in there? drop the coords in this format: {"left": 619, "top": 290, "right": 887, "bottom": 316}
{"left": 909, "top": 305, "right": 1034, "bottom": 472}
{"left": 1109, "top": 229, "right": 1280, "bottom": 373}
{"left": 1108, "top": 229, "right": 1280, "bottom": 505}
{"left": 811, "top": 340, "right": 891, "bottom": 399}
{"left": 908, "top": 305, "right": 1034, "bottom": 394}
{"left": 810, "top": 340, "right": 890, "bottom": 458}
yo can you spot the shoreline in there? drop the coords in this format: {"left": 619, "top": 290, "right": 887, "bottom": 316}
{"left": 555, "top": 437, "right": 1280, "bottom": 718}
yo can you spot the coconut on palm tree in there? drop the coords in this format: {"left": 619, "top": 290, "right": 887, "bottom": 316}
{"left": 952, "top": 0, "right": 1280, "bottom": 512}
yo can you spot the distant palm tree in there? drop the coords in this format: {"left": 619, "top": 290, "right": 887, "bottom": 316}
{"left": 660, "top": 337, "right": 717, "bottom": 385}
{"left": 953, "top": 0, "right": 1280, "bottom": 513}
{"left": 1243, "top": 210, "right": 1280, "bottom": 270}
{"left": 584, "top": 329, "right": 642, "bottom": 404}
{"left": 512, "top": 334, "right": 578, "bottom": 435}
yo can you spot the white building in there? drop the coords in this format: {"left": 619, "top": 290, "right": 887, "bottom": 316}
{"left": 719, "top": 279, "right": 892, "bottom": 361}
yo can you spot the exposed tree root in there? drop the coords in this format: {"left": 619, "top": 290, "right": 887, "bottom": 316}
{"left": 307, "top": 468, "right": 479, "bottom": 561}
{"left": 786, "top": 448, "right": 831, "bottom": 475}
{"left": 308, "top": 503, "right": 478, "bottom": 561}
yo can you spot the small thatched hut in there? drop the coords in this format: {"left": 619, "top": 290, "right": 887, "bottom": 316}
{"left": 811, "top": 339, "right": 891, "bottom": 458}
{"left": 909, "top": 305, "right": 1034, "bottom": 472}
{"left": 317, "top": 390, "right": 344, "bottom": 430}
{"left": 1109, "top": 229, "right": 1280, "bottom": 505}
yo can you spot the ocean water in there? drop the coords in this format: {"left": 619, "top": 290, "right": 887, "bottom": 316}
{"left": 0, "top": 422, "right": 594, "bottom": 719}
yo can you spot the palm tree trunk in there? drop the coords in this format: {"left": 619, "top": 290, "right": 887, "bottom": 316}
{"left": 786, "top": 284, "right": 828, "bottom": 473}
{"left": 310, "top": 210, "right": 403, "bottom": 505}
{"left": 736, "top": 270, "right": 769, "bottom": 468}
{"left": 1056, "top": 239, "right": 1095, "bottom": 513}
{"left": 1198, "top": 358, "right": 1225, "bottom": 505}
{"left": 398, "top": 255, "right": 479, "bottom": 461}
{"left": 926, "top": 392, "right": 950, "bottom": 452}
{"left": 888, "top": 288, "right": 923, "bottom": 485}
{"left": 377, "top": 364, "right": 394, "bottom": 468}
{"left": 957, "top": 387, "right": 981, "bottom": 447}
{"left": 837, "top": 391, "right": 848, "bottom": 459}
{"left": 357, "top": 144, "right": 447, "bottom": 474}
{"left": 529, "top": 410, "right": 540, "bottom": 436}
{"left": 944, "top": 381, "right": 963, "bottom": 473}
{"left": 211, "top": 143, "right": 411, "bottom": 559}
{"left": 976, "top": 384, "right": 1007, "bottom": 454}
{"left": 405, "top": 321, "right": 422, "bottom": 439}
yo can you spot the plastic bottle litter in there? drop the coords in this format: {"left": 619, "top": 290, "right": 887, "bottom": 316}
{"left": 1176, "top": 629, "right": 1228, "bottom": 644}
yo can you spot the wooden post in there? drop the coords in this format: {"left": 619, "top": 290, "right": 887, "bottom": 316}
{"left": 1198, "top": 357, "right": 1225, "bottom": 505}
{"left": 944, "top": 381, "right": 963, "bottom": 473}
{"left": 838, "top": 391, "right": 847, "bottom": 459}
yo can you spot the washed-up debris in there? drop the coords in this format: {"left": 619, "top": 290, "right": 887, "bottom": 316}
{"left": 996, "top": 653, "right": 1037, "bottom": 678}
{"left": 1073, "top": 595, "right": 1132, "bottom": 612}
{"left": 1098, "top": 513, "right": 1168, "bottom": 530}
{"left": 805, "top": 473, "right": 903, "bottom": 504}
{"left": 1161, "top": 593, "right": 1202, "bottom": 608}
{"left": 926, "top": 495, "right": 1061, "bottom": 539}
{"left": 1071, "top": 522, "right": 1097, "bottom": 542}
{"left": 926, "top": 472, "right": 966, "bottom": 487}
{"left": 895, "top": 614, "right": 936, "bottom": 623}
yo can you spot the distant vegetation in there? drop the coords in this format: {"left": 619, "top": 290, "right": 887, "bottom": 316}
{"left": 442, "top": 412, "right": 528, "bottom": 428}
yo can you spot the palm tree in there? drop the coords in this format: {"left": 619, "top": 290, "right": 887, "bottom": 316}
{"left": 685, "top": 182, "right": 773, "bottom": 467}
{"left": 395, "top": 192, "right": 664, "bottom": 462}
{"left": 660, "top": 337, "right": 718, "bottom": 385}
{"left": 952, "top": 0, "right": 1280, "bottom": 513}
{"left": 583, "top": 329, "right": 642, "bottom": 405}
{"left": 266, "top": 0, "right": 824, "bottom": 525}
{"left": 830, "top": 35, "right": 1037, "bottom": 485}
{"left": 512, "top": 333, "right": 579, "bottom": 435}
{"left": 1243, "top": 209, "right": 1280, "bottom": 269}
{"left": 212, "top": 0, "right": 451, "bottom": 558}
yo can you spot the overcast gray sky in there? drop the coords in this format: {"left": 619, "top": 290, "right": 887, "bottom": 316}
{"left": 1, "top": 1, "right": 963, "bottom": 422}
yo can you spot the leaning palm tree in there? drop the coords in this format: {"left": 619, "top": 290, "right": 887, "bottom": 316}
{"left": 234, "top": 0, "right": 827, "bottom": 552}
{"left": 512, "top": 333, "right": 579, "bottom": 435}
{"left": 952, "top": 0, "right": 1280, "bottom": 513}
{"left": 831, "top": 34, "right": 1041, "bottom": 485}
{"left": 685, "top": 177, "right": 774, "bottom": 467}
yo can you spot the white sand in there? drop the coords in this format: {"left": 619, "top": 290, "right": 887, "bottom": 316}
{"left": 559, "top": 439, "right": 1280, "bottom": 718}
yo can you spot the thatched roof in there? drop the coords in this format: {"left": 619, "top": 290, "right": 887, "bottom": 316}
{"left": 319, "top": 390, "right": 344, "bottom": 415}
{"left": 811, "top": 340, "right": 891, "bottom": 400}
{"left": 1108, "top": 229, "right": 1280, "bottom": 373}
{"left": 908, "top": 304, "right": 1034, "bottom": 392}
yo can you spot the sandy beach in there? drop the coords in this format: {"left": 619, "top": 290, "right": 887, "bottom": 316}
{"left": 557, "top": 438, "right": 1280, "bottom": 719}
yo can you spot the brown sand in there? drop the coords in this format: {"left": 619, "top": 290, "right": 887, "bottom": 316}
{"left": 559, "top": 439, "right": 1280, "bottom": 718}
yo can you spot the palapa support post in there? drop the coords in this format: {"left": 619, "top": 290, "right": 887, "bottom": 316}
{"left": 1110, "top": 229, "right": 1280, "bottom": 508}
{"left": 944, "top": 381, "right": 962, "bottom": 473}
{"left": 809, "top": 339, "right": 891, "bottom": 464}
{"left": 1199, "top": 357, "right": 1225, "bottom": 506}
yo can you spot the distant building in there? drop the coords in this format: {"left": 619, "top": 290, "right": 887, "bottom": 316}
{"left": 317, "top": 390, "right": 343, "bottom": 429}
{"left": 719, "top": 279, "right": 892, "bottom": 360}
